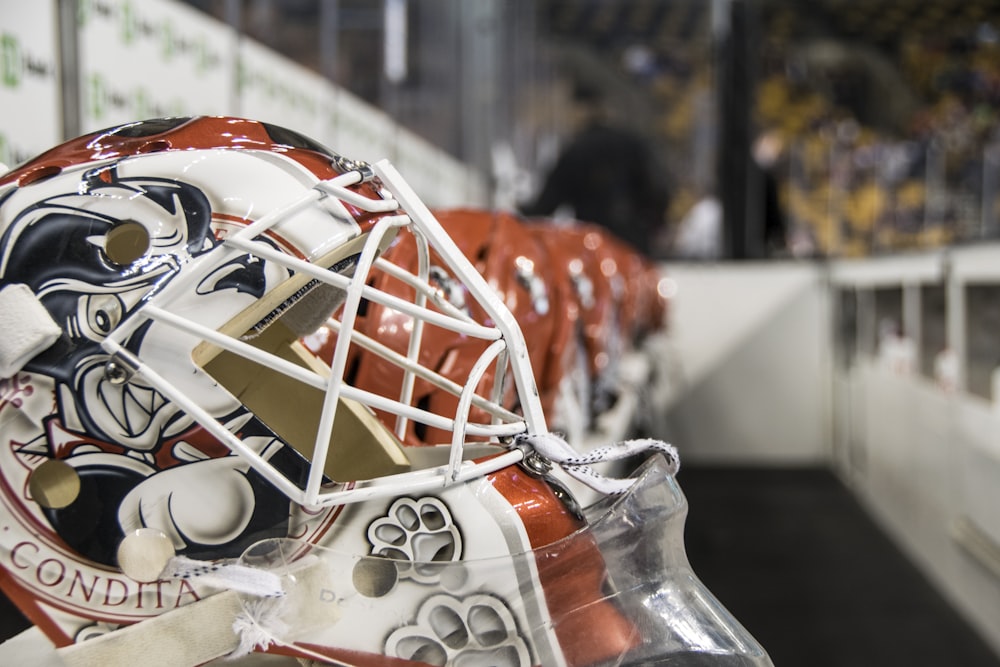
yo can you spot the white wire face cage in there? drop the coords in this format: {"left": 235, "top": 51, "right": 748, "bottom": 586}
{"left": 96, "top": 157, "right": 546, "bottom": 509}
{"left": 0, "top": 121, "right": 721, "bottom": 667}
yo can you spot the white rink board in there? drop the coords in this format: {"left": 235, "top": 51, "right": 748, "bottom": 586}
{"left": 78, "top": 0, "right": 233, "bottom": 132}
{"left": 330, "top": 87, "right": 397, "bottom": 166}
{"left": 237, "top": 39, "right": 333, "bottom": 147}
{"left": 0, "top": 0, "right": 486, "bottom": 218}
{"left": 0, "top": 0, "right": 61, "bottom": 166}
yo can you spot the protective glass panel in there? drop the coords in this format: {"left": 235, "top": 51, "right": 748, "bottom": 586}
{"left": 234, "top": 455, "right": 772, "bottom": 666}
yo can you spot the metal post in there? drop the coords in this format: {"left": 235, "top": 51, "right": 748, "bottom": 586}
{"left": 319, "top": 0, "right": 340, "bottom": 85}
{"left": 56, "top": 0, "right": 80, "bottom": 140}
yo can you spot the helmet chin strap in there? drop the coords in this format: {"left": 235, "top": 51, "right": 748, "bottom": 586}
{"left": 0, "top": 284, "right": 62, "bottom": 376}
{"left": 56, "top": 554, "right": 337, "bottom": 667}
{"left": 56, "top": 590, "right": 246, "bottom": 667}
{"left": 517, "top": 433, "right": 679, "bottom": 495}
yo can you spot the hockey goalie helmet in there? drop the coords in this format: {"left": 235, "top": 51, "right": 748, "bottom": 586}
{"left": 0, "top": 118, "right": 771, "bottom": 667}
{"left": 434, "top": 209, "right": 572, "bottom": 420}
{"left": 0, "top": 115, "right": 548, "bottom": 500}
{"left": 304, "top": 207, "right": 568, "bottom": 446}
{"left": 0, "top": 116, "right": 572, "bottom": 645}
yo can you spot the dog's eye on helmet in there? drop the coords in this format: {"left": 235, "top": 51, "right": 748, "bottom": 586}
{"left": 104, "top": 220, "right": 151, "bottom": 266}
{"left": 78, "top": 292, "right": 124, "bottom": 339}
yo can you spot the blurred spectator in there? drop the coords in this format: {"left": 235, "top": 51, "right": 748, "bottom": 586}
{"left": 753, "top": 129, "right": 789, "bottom": 256}
{"left": 673, "top": 194, "right": 722, "bottom": 260}
{"left": 934, "top": 346, "right": 959, "bottom": 393}
{"left": 523, "top": 82, "right": 670, "bottom": 256}
{"left": 753, "top": 11, "right": 1000, "bottom": 257}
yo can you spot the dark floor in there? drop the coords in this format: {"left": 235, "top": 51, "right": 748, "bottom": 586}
{"left": 679, "top": 466, "right": 1000, "bottom": 667}
{"left": 1, "top": 577, "right": 31, "bottom": 644}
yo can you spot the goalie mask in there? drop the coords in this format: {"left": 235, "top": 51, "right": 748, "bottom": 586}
{"left": 303, "top": 207, "right": 568, "bottom": 448}
{"left": 0, "top": 117, "right": 770, "bottom": 666}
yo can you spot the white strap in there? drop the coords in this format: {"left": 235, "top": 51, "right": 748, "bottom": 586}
{"left": 518, "top": 433, "right": 679, "bottom": 495}
{"left": 55, "top": 557, "right": 315, "bottom": 667}
{"left": 0, "top": 284, "right": 61, "bottom": 377}
{"left": 56, "top": 590, "right": 244, "bottom": 667}
{"left": 161, "top": 556, "right": 285, "bottom": 598}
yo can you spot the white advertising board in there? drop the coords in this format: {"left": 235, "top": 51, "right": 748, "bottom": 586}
{"left": 393, "top": 129, "right": 444, "bottom": 206}
{"left": 330, "top": 87, "right": 396, "bottom": 166}
{"left": 0, "top": 0, "right": 61, "bottom": 167}
{"left": 78, "top": 0, "right": 233, "bottom": 132}
{"left": 330, "top": 91, "right": 484, "bottom": 207}
{"left": 236, "top": 39, "right": 333, "bottom": 148}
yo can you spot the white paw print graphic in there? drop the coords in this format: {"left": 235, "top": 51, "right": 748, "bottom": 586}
{"left": 385, "top": 593, "right": 532, "bottom": 667}
{"left": 367, "top": 496, "right": 463, "bottom": 584}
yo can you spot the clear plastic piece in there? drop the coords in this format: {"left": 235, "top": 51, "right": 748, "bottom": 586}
{"left": 235, "top": 455, "right": 773, "bottom": 667}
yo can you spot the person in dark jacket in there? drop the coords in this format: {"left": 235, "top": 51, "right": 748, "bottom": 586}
{"left": 523, "top": 83, "right": 670, "bottom": 256}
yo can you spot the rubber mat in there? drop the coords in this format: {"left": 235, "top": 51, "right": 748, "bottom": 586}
{"left": 680, "top": 466, "right": 1000, "bottom": 667}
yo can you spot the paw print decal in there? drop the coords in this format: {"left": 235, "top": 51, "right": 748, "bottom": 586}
{"left": 384, "top": 593, "right": 531, "bottom": 667}
{"left": 367, "top": 497, "right": 462, "bottom": 584}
